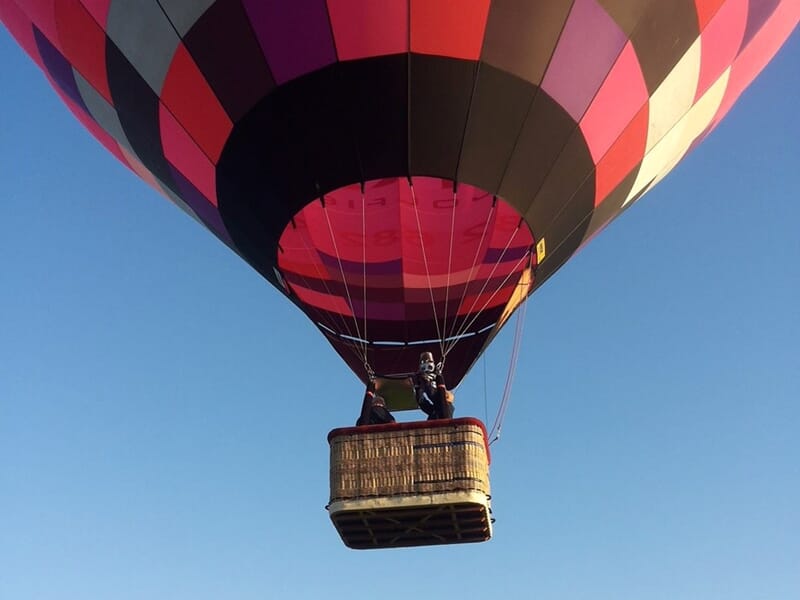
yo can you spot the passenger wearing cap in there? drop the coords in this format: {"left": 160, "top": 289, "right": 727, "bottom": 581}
{"left": 413, "top": 351, "right": 454, "bottom": 420}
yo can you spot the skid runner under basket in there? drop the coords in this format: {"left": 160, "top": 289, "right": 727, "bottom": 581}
{"left": 327, "top": 417, "right": 492, "bottom": 549}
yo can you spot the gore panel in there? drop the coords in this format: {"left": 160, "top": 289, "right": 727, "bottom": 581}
{"left": 457, "top": 64, "right": 535, "bottom": 194}
{"left": 106, "top": 41, "right": 175, "bottom": 188}
{"left": 183, "top": 0, "right": 276, "bottom": 122}
{"left": 497, "top": 89, "right": 578, "bottom": 213}
{"left": 335, "top": 55, "right": 409, "bottom": 181}
{"left": 409, "top": 54, "right": 476, "bottom": 179}
{"left": 481, "top": 0, "right": 575, "bottom": 85}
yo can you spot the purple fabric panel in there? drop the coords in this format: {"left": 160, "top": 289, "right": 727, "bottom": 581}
{"left": 33, "top": 28, "right": 88, "bottom": 114}
{"left": 541, "top": 0, "right": 627, "bottom": 121}
{"left": 168, "top": 166, "right": 235, "bottom": 247}
{"left": 484, "top": 245, "right": 530, "bottom": 263}
{"left": 318, "top": 252, "right": 403, "bottom": 275}
{"left": 242, "top": 0, "right": 337, "bottom": 84}
{"left": 352, "top": 300, "right": 406, "bottom": 321}
{"left": 741, "top": 0, "right": 782, "bottom": 49}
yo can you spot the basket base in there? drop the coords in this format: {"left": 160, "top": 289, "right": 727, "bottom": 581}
{"left": 328, "top": 491, "right": 492, "bottom": 549}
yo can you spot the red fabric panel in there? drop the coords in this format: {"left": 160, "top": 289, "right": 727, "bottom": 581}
{"left": 160, "top": 43, "right": 232, "bottom": 163}
{"left": 327, "top": 0, "right": 408, "bottom": 60}
{"left": 695, "top": 0, "right": 728, "bottom": 30}
{"left": 580, "top": 41, "right": 649, "bottom": 164}
{"left": 291, "top": 283, "right": 355, "bottom": 316}
{"left": 78, "top": 0, "right": 110, "bottom": 25}
{"left": 594, "top": 105, "right": 649, "bottom": 206}
{"left": 54, "top": 0, "right": 111, "bottom": 102}
{"left": 159, "top": 104, "right": 218, "bottom": 206}
{"left": 410, "top": 0, "right": 490, "bottom": 60}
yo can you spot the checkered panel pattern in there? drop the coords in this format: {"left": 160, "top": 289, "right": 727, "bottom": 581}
{"left": 2, "top": 0, "right": 797, "bottom": 384}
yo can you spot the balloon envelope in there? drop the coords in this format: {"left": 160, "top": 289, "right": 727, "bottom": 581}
{"left": 2, "top": 0, "right": 798, "bottom": 385}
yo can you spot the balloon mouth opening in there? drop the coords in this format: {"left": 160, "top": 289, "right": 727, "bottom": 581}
{"left": 276, "top": 176, "right": 536, "bottom": 347}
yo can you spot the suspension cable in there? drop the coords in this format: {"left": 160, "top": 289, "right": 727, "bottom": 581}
{"left": 488, "top": 295, "right": 529, "bottom": 444}
{"left": 443, "top": 220, "right": 529, "bottom": 358}
{"left": 440, "top": 184, "right": 459, "bottom": 369}
{"left": 409, "top": 180, "right": 445, "bottom": 358}
{"left": 444, "top": 197, "right": 495, "bottom": 344}
{"left": 444, "top": 249, "right": 531, "bottom": 360}
{"left": 321, "top": 196, "right": 369, "bottom": 365}
{"left": 360, "top": 184, "right": 370, "bottom": 372}
{"left": 286, "top": 212, "right": 363, "bottom": 359}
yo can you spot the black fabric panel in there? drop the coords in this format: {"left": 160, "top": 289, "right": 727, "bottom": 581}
{"left": 183, "top": 0, "right": 275, "bottom": 123}
{"left": 217, "top": 63, "right": 361, "bottom": 257}
{"left": 597, "top": 0, "right": 659, "bottom": 35}
{"left": 216, "top": 55, "right": 586, "bottom": 351}
{"left": 409, "top": 54, "right": 476, "bottom": 179}
{"left": 602, "top": 0, "right": 700, "bottom": 93}
{"left": 106, "top": 41, "right": 175, "bottom": 189}
{"left": 525, "top": 129, "right": 595, "bottom": 242}
{"left": 482, "top": 0, "right": 575, "bottom": 84}
{"left": 288, "top": 66, "right": 362, "bottom": 195}
{"left": 532, "top": 210, "right": 590, "bottom": 288}
{"left": 457, "top": 63, "right": 535, "bottom": 194}
{"left": 497, "top": 89, "right": 579, "bottom": 215}
{"left": 336, "top": 54, "right": 409, "bottom": 180}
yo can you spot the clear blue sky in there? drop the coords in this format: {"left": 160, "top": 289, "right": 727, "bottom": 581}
{"left": 1, "top": 27, "right": 798, "bottom": 600}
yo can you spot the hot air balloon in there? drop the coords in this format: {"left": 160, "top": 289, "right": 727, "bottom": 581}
{"left": 3, "top": 0, "right": 798, "bottom": 549}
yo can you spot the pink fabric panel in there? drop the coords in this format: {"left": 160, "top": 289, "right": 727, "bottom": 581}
{"left": 0, "top": 0, "right": 45, "bottom": 67}
{"left": 711, "top": 0, "right": 800, "bottom": 126}
{"left": 580, "top": 41, "right": 649, "bottom": 164}
{"left": 695, "top": 0, "right": 748, "bottom": 100}
{"left": 695, "top": 0, "right": 729, "bottom": 30}
{"left": 15, "top": 0, "right": 59, "bottom": 44}
{"left": 159, "top": 104, "right": 218, "bottom": 206}
{"left": 327, "top": 0, "right": 408, "bottom": 60}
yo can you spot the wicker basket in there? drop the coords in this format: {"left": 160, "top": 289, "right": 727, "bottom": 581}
{"left": 327, "top": 418, "right": 492, "bottom": 549}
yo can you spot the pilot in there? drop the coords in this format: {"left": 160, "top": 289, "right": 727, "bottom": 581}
{"left": 413, "top": 351, "right": 454, "bottom": 420}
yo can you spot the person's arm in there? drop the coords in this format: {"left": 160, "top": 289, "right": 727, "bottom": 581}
{"left": 414, "top": 374, "right": 435, "bottom": 416}
{"left": 357, "top": 381, "right": 377, "bottom": 425}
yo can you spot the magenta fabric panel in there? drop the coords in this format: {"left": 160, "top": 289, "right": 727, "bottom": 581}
{"left": 242, "top": 0, "right": 336, "bottom": 84}
{"left": 542, "top": 0, "right": 628, "bottom": 122}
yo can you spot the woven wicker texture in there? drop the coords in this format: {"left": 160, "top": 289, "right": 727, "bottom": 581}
{"left": 329, "top": 421, "right": 490, "bottom": 502}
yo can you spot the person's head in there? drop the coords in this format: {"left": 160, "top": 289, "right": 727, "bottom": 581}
{"left": 419, "top": 351, "right": 436, "bottom": 374}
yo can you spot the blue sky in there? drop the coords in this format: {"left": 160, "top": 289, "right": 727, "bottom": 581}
{"left": 1, "top": 27, "right": 798, "bottom": 600}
